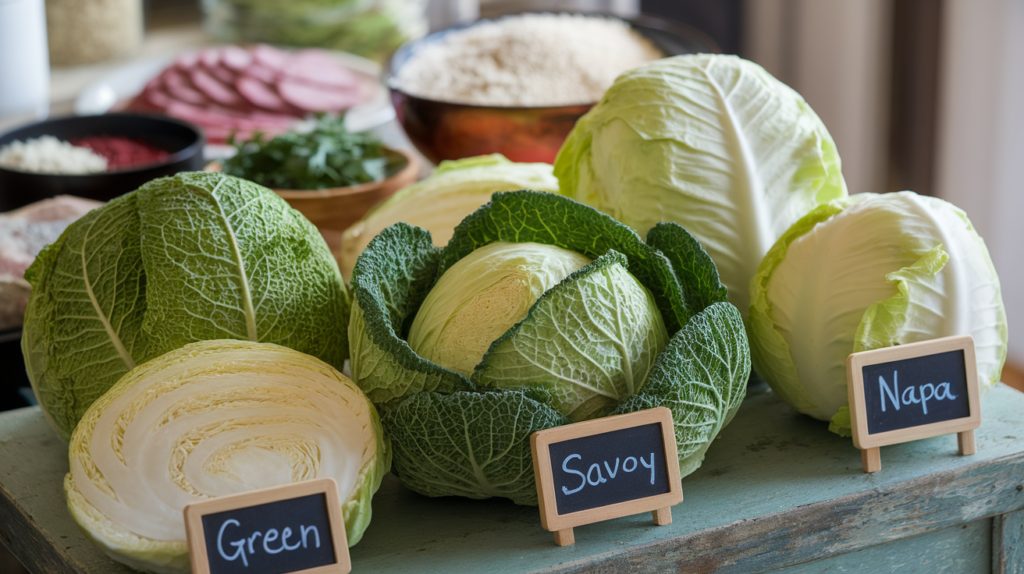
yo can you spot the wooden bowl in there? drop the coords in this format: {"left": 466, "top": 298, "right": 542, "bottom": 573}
{"left": 208, "top": 147, "right": 419, "bottom": 252}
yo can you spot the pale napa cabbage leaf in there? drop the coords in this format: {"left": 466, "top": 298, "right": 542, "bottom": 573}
{"left": 349, "top": 191, "right": 750, "bottom": 500}
{"left": 554, "top": 54, "right": 847, "bottom": 315}
{"left": 408, "top": 241, "right": 591, "bottom": 377}
{"left": 338, "top": 154, "right": 560, "bottom": 280}
{"left": 383, "top": 390, "right": 570, "bottom": 505}
{"left": 748, "top": 192, "right": 1007, "bottom": 434}
{"left": 66, "top": 340, "right": 389, "bottom": 574}
{"left": 473, "top": 251, "right": 668, "bottom": 421}
{"left": 22, "top": 172, "right": 350, "bottom": 441}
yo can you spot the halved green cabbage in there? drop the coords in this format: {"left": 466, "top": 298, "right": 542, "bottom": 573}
{"left": 349, "top": 191, "right": 750, "bottom": 501}
{"left": 748, "top": 192, "right": 1007, "bottom": 434}
{"left": 338, "top": 154, "right": 560, "bottom": 280}
{"left": 554, "top": 54, "right": 847, "bottom": 316}
{"left": 66, "top": 340, "right": 389, "bottom": 574}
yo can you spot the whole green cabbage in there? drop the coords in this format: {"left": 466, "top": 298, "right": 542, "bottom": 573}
{"left": 22, "top": 172, "right": 350, "bottom": 441}
{"left": 348, "top": 191, "right": 750, "bottom": 503}
{"left": 748, "top": 192, "right": 1007, "bottom": 434}
{"left": 555, "top": 54, "right": 848, "bottom": 316}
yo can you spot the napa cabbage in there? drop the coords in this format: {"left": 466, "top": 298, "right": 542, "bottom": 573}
{"left": 65, "top": 340, "right": 389, "bottom": 574}
{"left": 747, "top": 192, "right": 1007, "bottom": 435}
{"left": 348, "top": 191, "right": 750, "bottom": 502}
{"left": 554, "top": 54, "right": 848, "bottom": 316}
{"left": 22, "top": 172, "right": 350, "bottom": 441}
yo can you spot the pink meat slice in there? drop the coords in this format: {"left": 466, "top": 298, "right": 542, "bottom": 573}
{"left": 167, "top": 101, "right": 297, "bottom": 134}
{"left": 221, "top": 45, "right": 253, "bottom": 71}
{"left": 252, "top": 44, "right": 289, "bottom": 71}
{"left": 236, "top": 75, "right": 294, "bottom": 113}
{"left": 206, "top": 63, "right": 238, "bottom": 85}
{"left": 142, "top": 84, "right": 172, "bottom": 109}
{"left": 282, "top": 50, "right": 358, "bottom": 89}
{"left": 200, "top": 48, "right": 220, "bottom": 69}
{"left": 277, "top": 79, "right": 363, "bottom": 112}
{"left": 174, "top": 51, "right": 200, "bottom": 71}
{"left": 189, "top": 67, "right": 244, "bottom": 107}
{"left": 243, "top": 63, "right": 278, "bottom": 84}
{"left": 162, "top": 69, "right": 211, "bottom": 106}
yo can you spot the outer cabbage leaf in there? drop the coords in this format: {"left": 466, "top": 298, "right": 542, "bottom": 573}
{"left": 555, "top": 54, "right": 848, "bottom": 316}
{"left": 441, "top": 190, "right": 693, "bottom": 333}
{"left": 614, "top": 302, "right": 750, "bottom": 476}
{"left": 338, "top": 154, "right": 560, "bottom": 280}
{"left": 139, "top": 172, "right": 350, "bottom": 370}
{"left": 66, "top": 340, "right": 389, "bottom": 574}
{"left": 22, "top": 193, "right": 152, "bottom": 440}
{"left": 382, "top": 390, "right": 570, "bottom": 505}
{"left": 348, "top": 223, "right": 475, "bottom": 404}
{"left": 748, "top": 192, "right": 1008, "bottom": 430}
{"left": 474, "top": 251, "right": 668, "bottom": 421}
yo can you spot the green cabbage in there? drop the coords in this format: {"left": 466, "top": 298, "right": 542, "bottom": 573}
{"left": 348, "top": 191, "right": 749, "bottom": 502}
{"left": 22, "top": 172, "right": 350, "bottom": 441}
{"left": 66, "top": 340, "right": 389, "bottom": 574}
{"left": 747, "top": 192, "right": 1008, "bottom": 434}
{"left": 554, "top": 54, "right": 848, "bottom": 316}
{"left": 338, "top": 154, "right": 559, "bottom": 280}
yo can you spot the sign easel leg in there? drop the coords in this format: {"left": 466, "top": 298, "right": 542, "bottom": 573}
{"left": 652, "top": 507, "right": 672, "bottom": 526}
{"left": 554, "top": 528, "right": 574, "bottom": 546}
{"left": 861, "top": 447, "right": 881, "bottom": 473}
{"left": 958, "top": 429, "right": 976, "bottom": 456}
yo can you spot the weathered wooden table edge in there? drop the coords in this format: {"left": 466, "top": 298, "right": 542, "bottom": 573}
{"left": 546, "top": 454, "right": 1024, "bottom": 573}
{"left": 3, "top": 385, "right": 1024, "bottom": 574}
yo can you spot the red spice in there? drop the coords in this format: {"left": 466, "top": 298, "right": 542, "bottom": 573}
{"left": 70, "top": 135, "right": 170, "bottom": 171}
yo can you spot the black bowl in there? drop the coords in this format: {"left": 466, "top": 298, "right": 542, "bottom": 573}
{"left": 0, "top": 113, "right": 205, "bottom": 211}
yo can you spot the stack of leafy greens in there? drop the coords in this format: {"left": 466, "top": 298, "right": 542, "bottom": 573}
{"left": 21, "top": 171, "right": 351, "bottom": 441}
{"left": 348, "top": 190, "right": 750, "bottom": 504}
{"left": 65, "top": 340, "right": 389, "bottom": 574}
{"left": 222, "top": 115, "right": 389, "bottom": 189}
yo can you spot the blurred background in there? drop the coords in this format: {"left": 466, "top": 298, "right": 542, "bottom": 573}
{"left": 1, "top": 0, "right": 1022, "bottom": 570}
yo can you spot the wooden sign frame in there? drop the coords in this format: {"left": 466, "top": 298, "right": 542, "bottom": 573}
{"left": 847, "top": 335, "right": 981, "bottom": 474}
{"left": 531, "top": 407, "right": 683, "bottom": 546}
{"left": 184, "top": 478, "right": 351, "bottom": 574}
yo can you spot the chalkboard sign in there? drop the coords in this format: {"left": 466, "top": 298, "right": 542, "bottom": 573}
{"left": 184, "top": 478, "right": 350, "bottom": 574}
{"left": 847, "top": 335, "right": 981, "bottom": 473}
{"left": 531, "top": 407, "right": 683, "bottom": 546}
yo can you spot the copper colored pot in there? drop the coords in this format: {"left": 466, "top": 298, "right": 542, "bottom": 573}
{"left": 387, "top": 13, "right": 719, "bottom": 165}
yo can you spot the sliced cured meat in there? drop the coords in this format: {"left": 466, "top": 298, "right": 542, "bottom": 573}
{"left": 277, "top": 79, "right": 363, "bottom": 112}
{"left": 174, "top": 51, "right": 200, "bottom": 70}
{"left": 189, "top": 68, "right": 244, "bottom": 107}
{"left": 206, "top": 63, "right": 238, "bottom": 85}
{"left": 142, "top": 84, "right": 172, "bottom": 109}
{"left": 200, "top": 48, "right": 220, "bottom": 69}
{"left": 283, "top": 50, "right": 358, "bottom": 89}
{"left": 162, "top": 69, "right": 211, "bottom": 106}
{"left": 236, "top": 75, "right": 293, "bottom": 113}
{"left": 243, "top": 63, "right": 278, "bottom": 84}
{"left": 252, "top": 44, "right": 289, "bottom": 70}
{"left": 221, "top": 45, "right": 253, "bottom": 71}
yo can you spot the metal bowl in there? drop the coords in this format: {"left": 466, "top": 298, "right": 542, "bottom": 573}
{"left": 0, "top": 113, "right": 205, "bottom": 211}
{"left": 387, "top": 14, "right": 719, "bottom": 165}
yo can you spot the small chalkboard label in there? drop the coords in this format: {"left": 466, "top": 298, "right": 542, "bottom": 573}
{"left": 531, "top": 407, "right": 682, "bottom": 546}
{"left": 847, "top": 335, "right": 981, "bottom": 474}
{"left": 184, "top": 478, "right": 350, "bottom": 574}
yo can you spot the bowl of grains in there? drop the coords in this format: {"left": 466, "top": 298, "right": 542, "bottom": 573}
{"left": 387, "top": 13, "right": 718, "bottom": 164}
{"left": 0, "top": 113, "right": 204, "bottom": 211}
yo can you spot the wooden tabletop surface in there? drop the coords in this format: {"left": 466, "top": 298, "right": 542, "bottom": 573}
{"left": 2, "top": 382, "right": 1023, "bottom": 574}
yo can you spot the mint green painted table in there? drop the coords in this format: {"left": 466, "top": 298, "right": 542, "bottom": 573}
{"left": 2, "top": 383, "right": 1023, "bottom": 573}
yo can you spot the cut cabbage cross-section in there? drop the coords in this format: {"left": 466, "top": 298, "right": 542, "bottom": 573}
{"left": 66, "top": 340, "right": 390, "bottom": 574}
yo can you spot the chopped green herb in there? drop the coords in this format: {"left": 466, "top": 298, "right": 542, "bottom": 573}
{"left": 223, "top": 116, "right": 389, "bottom": 189}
